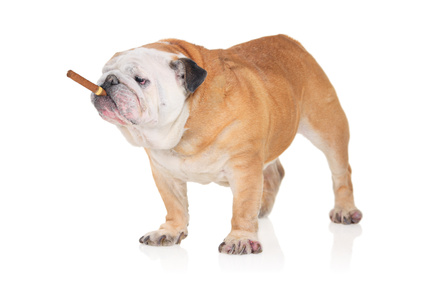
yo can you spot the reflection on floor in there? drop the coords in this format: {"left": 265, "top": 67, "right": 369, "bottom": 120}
{"left": 139, "top": 218, "right": 362, "bottom": 273}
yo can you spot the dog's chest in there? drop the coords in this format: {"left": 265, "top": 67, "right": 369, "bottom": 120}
{"left": 148, "top": 149, "right": 229, "bottom": 186}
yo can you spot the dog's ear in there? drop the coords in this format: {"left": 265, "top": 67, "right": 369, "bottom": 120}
{"left": 170, "top": 58, "right": 207, "bottom": 94}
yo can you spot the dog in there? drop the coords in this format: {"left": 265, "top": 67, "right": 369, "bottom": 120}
{"left": 91, "top": 35, "right": 362, "bottom": 255}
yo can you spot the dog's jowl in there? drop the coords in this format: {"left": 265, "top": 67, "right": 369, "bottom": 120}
{"left": 91, "top": 35, "right": 362, "bottom": 255}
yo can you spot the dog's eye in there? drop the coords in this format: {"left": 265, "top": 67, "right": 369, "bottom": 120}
{"left": 135, "top": 76, "right": 149, "bottom": 86}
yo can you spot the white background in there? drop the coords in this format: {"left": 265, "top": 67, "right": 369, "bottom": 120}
{"left": 1, "top": 0, "right": 423, "bottom": 282}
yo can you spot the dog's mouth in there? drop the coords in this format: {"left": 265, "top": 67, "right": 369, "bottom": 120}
{"left": 92, "top": 84, "right": 144, "bottom": 126}
{"left": 92, "top": 95, "right": 128, "bottom": 125}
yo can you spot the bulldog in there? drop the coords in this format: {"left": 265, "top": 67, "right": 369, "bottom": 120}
{"left": 91, "top": 35, "right": 362, "bottom": 255}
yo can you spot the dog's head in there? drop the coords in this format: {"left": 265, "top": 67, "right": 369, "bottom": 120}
{"left": 92, "top": 47, "right": 207, "bottom": 142}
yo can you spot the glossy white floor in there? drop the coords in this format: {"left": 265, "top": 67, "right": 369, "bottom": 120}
{"left": 1, "top": 1, "right": 423, "bottom": 282}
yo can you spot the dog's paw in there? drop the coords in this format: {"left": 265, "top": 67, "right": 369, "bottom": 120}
{"left": 139, "top": 229, "right": 187, "bottom": 246}
{"left": 218, "top": 234, "right": 262, "bottom": 255}
{"left": 330, "top": 207, "right": 362, "bottom": 225}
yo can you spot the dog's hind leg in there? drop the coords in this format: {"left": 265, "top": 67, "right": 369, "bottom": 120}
{"left": 259, "top": 159, "right": 284, "bottom": 218}
{"left": 298, "top": 87, "right": 362, "bottom": 225}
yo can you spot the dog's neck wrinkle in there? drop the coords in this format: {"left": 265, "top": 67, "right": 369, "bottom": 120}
{"left": 121, "top": 102, "right": 190, "bottom": 150}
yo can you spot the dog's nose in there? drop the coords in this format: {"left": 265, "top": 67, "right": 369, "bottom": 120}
{"left": 105, "top": 74, "right": 119, "bottom": 85}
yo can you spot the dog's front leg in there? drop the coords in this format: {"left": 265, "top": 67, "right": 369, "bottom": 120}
{"left": 139, "top": 162, "right": 188, "bottom": 246}
{"left": 219, "top": 158, "right": 264, "bottom": 255}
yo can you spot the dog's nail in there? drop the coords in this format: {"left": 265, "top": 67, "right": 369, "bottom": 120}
{"left": 343, "top": 216, "right": 352, "bottom": 225}
{"left": 139, "top": 236, "right": 144, "bottom": 243}
{"left": 240, "top": 245, "right": 247, "bottom": 255}
{"left": 329, "top": 209, "right": 335, "bottom": 220}
{"left": 229, "top": 244, "right": 236, "bottom": 254}
{"left": 336, "top": 213, "right": 341, "bottom": 223}
{"left": 144, "top": 235, "right": 150, "bottom": 245}
{"left": 158, "top": 235, "right": 166, "bottom": 245}
{"left": 176, "top": 232, "right": 184, "bottom": 245}
{"left": 218, "top": 242, "right": 225, "bottom": 253}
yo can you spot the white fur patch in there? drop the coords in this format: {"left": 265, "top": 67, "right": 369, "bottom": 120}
{"left": 149, "top": 147, "right": 230, "bottom": 186}
{"left": 100, "top": 47, "right": 189, "bottom": 149}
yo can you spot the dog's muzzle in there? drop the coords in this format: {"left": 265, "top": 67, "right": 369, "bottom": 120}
{"left": 92, "top": 74, "right": 143, "bottom": 125}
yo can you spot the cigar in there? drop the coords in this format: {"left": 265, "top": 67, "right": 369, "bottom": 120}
{"left": 67, "top": 70, "right": 107, "bottom": 96}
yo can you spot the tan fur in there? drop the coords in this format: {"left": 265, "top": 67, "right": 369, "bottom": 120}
{"left": 137, "top": 35, "right": 361, "bottom": 253}
{"left": 260, "top": 159, "right": 284, "bottom": 218}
